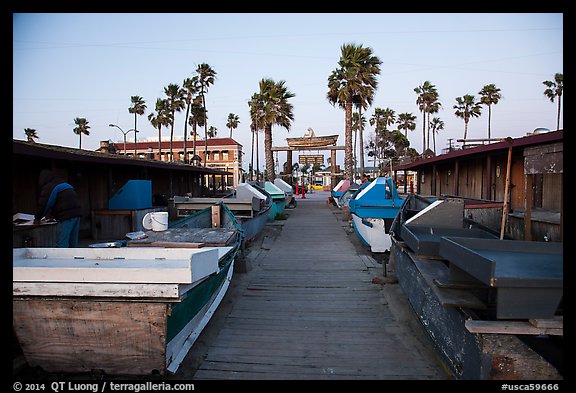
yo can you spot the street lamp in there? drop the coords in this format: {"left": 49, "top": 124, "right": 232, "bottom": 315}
{"left": 109, "top": 124, "right": 138, "bottom": 156}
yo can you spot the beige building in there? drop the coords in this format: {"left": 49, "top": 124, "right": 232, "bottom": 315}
{"left": 108, "top": 137, "right": 243, "bottom": 189}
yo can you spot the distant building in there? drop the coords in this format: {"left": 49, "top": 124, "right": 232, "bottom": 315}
{"left": 111, "top": 137, "right": 243, "bottom": 189}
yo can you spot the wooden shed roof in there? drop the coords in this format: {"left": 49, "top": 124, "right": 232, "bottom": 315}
{"left": 13, "top": 139, "right": 232, "bottom": 175}
{"left": 394, "top": 130, "right": 563, "bottom": 171}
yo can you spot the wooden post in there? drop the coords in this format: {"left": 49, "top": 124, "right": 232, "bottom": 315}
{"left": 211, "top": 205, "right": 220, "bottom": 228}
{"left": 524, "top": 174, "right": 533, "bottom": 241}
{"left": 330, "top": 149, "right": 336, "bottom": 189}
{"left": 500, "top": 138, "right": 513, "bottom": 240}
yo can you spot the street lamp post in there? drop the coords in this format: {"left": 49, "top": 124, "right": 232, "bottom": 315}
{"left": 109, "top": 124, "right": 138, "bottom": 156}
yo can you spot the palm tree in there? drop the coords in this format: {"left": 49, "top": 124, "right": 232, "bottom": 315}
{"left": 24, "top": 128, "right": 38, "bottom": 142}
{"left": 189, "top": 95, "right": 206, "bottom": 161}
{"left": 478, "top": 84, "right": 502, "bottom": 140}
{"left": 327, "top": 43, "right": 381, "bottom": 181}
{"left": 248, "top": 94, "right": 265, "bottom": 181}
{"left": 226, "top": 113, "right": 240, "bottom": 139}
{"left": 207, "top": 126, "right": 217, "bottom": 139}
{"left": 73, "top": 117, "right": 90, "bottom": 149}
{"left": 148, "top": 98, "right": 171, "bottom": 160}
{"left": 352, "top": 83, "right": 376, "bottom": 177}
{"left": 196, "top": 63, "right": 217, "bottom": 166}
{"left": 429, "top": 117, "right": 444, "bottom": 155}
{"left": 251, "top": 78, "right": 295, "bottom": 182}
{"left": 454, "top": 94, "right": 482, "bottom": 145}
{"left": 163, "top": 83, "right": 185, "bottom": 161}
{"left": 128, "top": 95, "right": 146, "bottom": 156}
{"left": 414, "top": 81, "right": 439, "bottom": 153}
{"left": 182, "top": 76, "right": 201, "bottom": 163}
{"left": 397, "top": 112, "right": 416, "bottom": 140}
{"left": 543, "top": 73, "right": 563, "bottom": 131}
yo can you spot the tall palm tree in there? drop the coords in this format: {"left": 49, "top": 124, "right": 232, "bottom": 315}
{"left": 196, "top": 63, "right": 217, "bottom": 166}
{"left": 189, "top": 95, "right": 206, "bottom": 161}
{"left": 182, "top": 76, "right": 201, "bottom": 163}
{"left": 414, "top": 81, "right": 439, "bottom": 153}
{"left": 163, "top": 83, "right": 185, "bottom": 161}
{"left": 148, "top": 98, "right": 171, "bottom": 160}
{"left": 426, "top": 99, "right": 441, "bottom": 151}
{"left": 252, "top": 78, "right": 295, "bottom": 182}
{"left": 454, "top": 94, "right": 482, "bottom": 145}
{"left": 397, "top": 112, "right": 416, "bottom": 140}
{"left": 128, "top": 95, "right": 146, "bottom": 156}
{"left": 429, "top": 117, "right": 444, "bottom": 155}
{"left": 24, "top": 128, "right": 39, "bottom": 142}
{"left": 248, "top": 94, "right": 265, "bottom": 181}
{"left": 73, "top": 117, "right": 90, "bottom": 149}
{"left": 478, "top": 84, "right": 502, "bottom": 140}
{"left": 327, "top": 43, "right": 381, "bottom": 181}
{"left": 543, "top": 73, "right": 563, "bottom": 131}
{"left": 226, "top": 113, "right": 240, "bottom": 138}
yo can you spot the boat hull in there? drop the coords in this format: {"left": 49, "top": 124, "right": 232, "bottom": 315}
{"left": 13, "top": 204, "right": 242, "bottom": 376}
{"left": 351, "top": 214, "right": 394, "bottom": 252}
{"left": 286, "top": 134, "right": 339, "bottom": 148}
{"left": 238, "top": 205, "right": 270, "bottom": 243}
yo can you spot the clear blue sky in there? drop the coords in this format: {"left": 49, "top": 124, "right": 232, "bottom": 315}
{"left": 13, "top": 13, "right": 563, "bottom": 171}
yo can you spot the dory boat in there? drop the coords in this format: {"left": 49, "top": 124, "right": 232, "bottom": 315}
{"left": 349, "top": 177, "right": 404, "bottom": 253}
{"left": 286, "top": 134, "right": 339, "bottom": 148}
{"left": 171, "top": 182, "right": 271, "bottom": 247}
{"left": 13, "top": 202, "right": 243, "bottom": 376}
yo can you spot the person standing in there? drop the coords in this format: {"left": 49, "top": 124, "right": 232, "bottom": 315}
{"left": 33, "top": 169, "right": 82, "bottom": 247}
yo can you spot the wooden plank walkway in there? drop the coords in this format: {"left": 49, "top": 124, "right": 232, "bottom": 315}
{"left": 179, "top": 191, "right": 448, "bottom": 380}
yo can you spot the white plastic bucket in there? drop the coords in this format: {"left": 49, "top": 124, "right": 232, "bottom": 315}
{"left": 142, "top": 212, "right": 168, "bottom": 232}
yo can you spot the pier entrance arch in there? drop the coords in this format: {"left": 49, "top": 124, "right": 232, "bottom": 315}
{"left": 271, "top": 131, "right": 345, "bottom": 188}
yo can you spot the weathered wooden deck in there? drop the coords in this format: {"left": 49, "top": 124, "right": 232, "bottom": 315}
{"left": 176, "top": 190, "right": 448, "bottom": 380}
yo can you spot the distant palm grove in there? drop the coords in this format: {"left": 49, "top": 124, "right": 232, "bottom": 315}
{"left": 24, "top": 46, "right": 562, "bottom": 183}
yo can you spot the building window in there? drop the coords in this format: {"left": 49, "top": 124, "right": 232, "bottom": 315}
{"left": 222, "top": 150, "right": 229, "bottom": 160}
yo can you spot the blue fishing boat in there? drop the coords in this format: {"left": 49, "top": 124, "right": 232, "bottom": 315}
{"left": 349, "top": 177, "right": 404, "bottom": 252}
{"left": 335, "top": 180, "right": 369, "bottom": 209}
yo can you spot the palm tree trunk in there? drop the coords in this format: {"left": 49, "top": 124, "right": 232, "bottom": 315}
{"left": 192, "top": 123, "right": 197, "bottom": 158}
{"left": 463, "top": 121, "right": 469, "bottom": 145}
{"left": 265, "top": 125, "right": 275, "bottom": 181}
{"left": 421, "top": 110, "right": 426, "bottom": 154}
{"left": 157, "top": 126, "right": 162, "bottom": 160}
{"left": 134, "top": 113, "right": 138, "bottom": 156}
{"left": 359, "top": 106, "right": 365, "bottom": 177}
{"left": 250, "top": 127, "right": 255, "bottom": 181}
{"left": 183, "top": 104, "right": 191, "bottom": 163}
{"left": 353, "top": 127, "right": 357, "bottom": 177}
{"left": 169, "top": 110, "right": 175, "bottom": 162}
{"left": 202, "top": 93, "right": 208, "bottom": 167}
{"left": 487, "top": 105, "right": 492, "bottom": 140}
{"left": 426, "top": 111, "right": 431, "bottom": 151}
{"left": 256, "top": 130, "right": 260, "bottom": 180}
{"left": 433, "top": 128, "right": 437, "bottom": 155}
{"left": 557, "top": 98, "right": 561, "bottom": 130}
{"left": 344, "top": 102, "right": 353, "bottom": 181}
